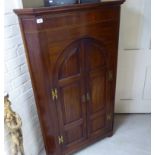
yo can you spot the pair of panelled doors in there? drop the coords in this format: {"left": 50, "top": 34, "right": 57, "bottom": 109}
{"left": 52, "top": 38, "right": 113, "bottom": 152}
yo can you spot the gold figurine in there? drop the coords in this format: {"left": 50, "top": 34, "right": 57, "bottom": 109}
{"left": 4, "top": 95, "right": 24, "bottom": 155}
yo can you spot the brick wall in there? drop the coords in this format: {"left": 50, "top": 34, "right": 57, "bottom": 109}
{"left": 4, "top": 1, "right": 44, "bottom": 155}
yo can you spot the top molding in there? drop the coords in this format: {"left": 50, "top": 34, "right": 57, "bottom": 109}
{"left": 14, "top": 0, "right": 125, "bottom": 16}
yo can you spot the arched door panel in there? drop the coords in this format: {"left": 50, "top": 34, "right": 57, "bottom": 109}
{"left": 83, "top": 38, "right": 111, "bottom": 137}
{"left": 54, "top": 40, "right": 87, "bottom": 151}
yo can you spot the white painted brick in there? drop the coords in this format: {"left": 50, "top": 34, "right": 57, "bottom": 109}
{"left": 4, "top": 0, "right": 15, "bottom": 14}
{"left": 12, "top": 24, "right": 20, "bottom": 35}
{"left": 4, "top": 26, "right": 13, "bottom": 38}
{"left": 17, "top": 45, "right": 25, "bottom": 55}
{"left": 4, "top": 63, "right": 8, "bottom": 73}
{"left": 5, "top": 35, "right": 22, "bottom": 50}
{"left": 9, "top": 87, "right": 22, "bottom": 100}
{"left": 21, "top": 80, "right": 32, "bottom": 93}
{"left": 4, "top": 81, "right": 13, "bottom": 92}
{"left": 20, "top": 63, "right": 28, "bottom": 73}
{"left": 12, "top": 91, "right": 35, "bottom": 116}
{"left": 6, "top": 54, "right": 25, "bottom": 70}
{"left": 4, "top": 49, "right": 17, "bottom": 61}
{"left": 4, "top": 25, "right": 20, "bottom": 38}
{"left": 12, "top": 72, "right": 29, "bottom": 88}
{"left": 23, "top": 88, "right": 33, "bottom": 100}
{"left": 5, "top": 67, "right": 21, "bottom": 81}
{"left": 4, "top": 13, "right": 18, "bottom": 26}
{"left": 17, "top": 89, "right": 33, "bottom": 103}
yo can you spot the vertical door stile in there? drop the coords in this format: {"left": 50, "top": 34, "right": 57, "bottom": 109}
{"left": 54, "top": 80, "right": 65, "bottom": 151}
{"left": 83, "top": 39, "right": 91, "bottom": 137}
{"left": 80, "top": 40, "right": 88, "bottom": 139}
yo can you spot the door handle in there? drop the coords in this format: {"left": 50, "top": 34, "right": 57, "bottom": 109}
{"left": 82, "top": 94, "right": 86, "bottom": 102}
{"left": 82, "top": 93, "right": 90, "bottom": 102}
{"left": 86, "top": 93, "right": 90, "bottom": 101}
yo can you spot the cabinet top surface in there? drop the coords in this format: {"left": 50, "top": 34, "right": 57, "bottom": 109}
{"left": 14, "top": 0, "right": 125, "bottom": 16}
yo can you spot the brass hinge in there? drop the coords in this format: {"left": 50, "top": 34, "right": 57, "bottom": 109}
{"left": 107, "top": 113, "right": 112, "bottom": 121}
{"left": 58, "top": 136, "right": 64, "bottom": 144}
{"left": 108, "top": 70, "right": 113, "bottom": 81}
{"left": 51, "top": 88, "right": 58, "bottom": 100}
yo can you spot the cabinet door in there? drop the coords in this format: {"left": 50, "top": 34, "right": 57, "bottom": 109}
{"left": 83, "top": 38, "right": 112, "bottom": 138}
{"left": 53, "top": 40, "right": 87, "bottom": 152}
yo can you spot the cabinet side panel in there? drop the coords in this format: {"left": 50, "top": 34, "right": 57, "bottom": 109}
{"left": 18, "top": 17, "right": 61, "bottom": 155}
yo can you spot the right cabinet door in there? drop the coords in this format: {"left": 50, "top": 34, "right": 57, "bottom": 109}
{"left": 83, "top": 38, "right": 113, "bottom": 138}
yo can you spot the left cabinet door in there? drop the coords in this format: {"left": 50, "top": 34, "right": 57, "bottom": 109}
{"left": 53, "top": 41, "right": 87, "bottom": 153}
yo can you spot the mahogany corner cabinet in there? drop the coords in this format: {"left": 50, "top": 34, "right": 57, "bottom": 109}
{"left": 14, "top": 0, "right": 125, "bottom": 154}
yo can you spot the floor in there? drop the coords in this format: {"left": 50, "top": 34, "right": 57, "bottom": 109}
{"left": 39, "top": 114, "right": 151, "bottom": 155}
